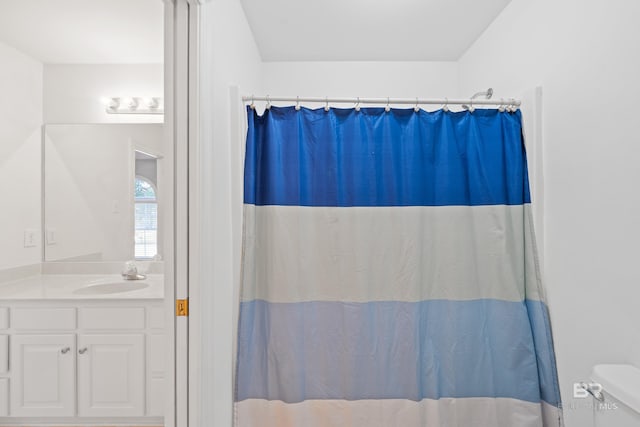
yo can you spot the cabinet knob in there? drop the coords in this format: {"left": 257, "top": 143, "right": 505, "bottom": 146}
{"left": 78, "top": 347, "right": 88, "bottom": 354}
{"left": 61, "top": 347, "right": 71, "bottom": 354}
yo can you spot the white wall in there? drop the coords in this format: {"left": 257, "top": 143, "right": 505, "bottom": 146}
{"left": 261, "top": 61, "right": 459, "bottom": 101}
{"left": 0, "top": 41, "right": 42, "bottom": 270}
{"left": 43, "top": 64, "right": 163, "bottom": 124}
{"left": 459, "top": 1, "right": 640, "bottom": 425}
{"left": 197, "top": 0, "right": 263, "bottom": 426}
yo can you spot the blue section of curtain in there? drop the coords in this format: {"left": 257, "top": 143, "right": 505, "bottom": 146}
{"left": 244, "top": 107, "right": 530, "bottom": 207}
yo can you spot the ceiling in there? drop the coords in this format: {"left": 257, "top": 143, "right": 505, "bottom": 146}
{"left": 0, "top": 0, "right": 163, "bottom": 64}
{"left": 0, "top": 0, "right": 511, "bottom": 64}
{"left": 240, "top": 0, "right": 512, "bottom": 61}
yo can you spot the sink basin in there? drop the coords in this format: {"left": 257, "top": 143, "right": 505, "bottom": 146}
{"left": 73, "top": 281, "right": 149, "bottom": 295}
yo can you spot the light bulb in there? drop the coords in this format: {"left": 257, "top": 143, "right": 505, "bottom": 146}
{"left": 102, "top": 97, "right": 120, "bottom": 110}
{"left": 144, "top": 97, "right": 159, "bottom": 109}
{"left": 122, "top": 97, "right": 138, "bottom": 110}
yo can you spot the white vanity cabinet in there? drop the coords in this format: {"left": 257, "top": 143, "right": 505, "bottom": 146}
{"left": 0, "top": 300, "right": 165, "bottom": 423}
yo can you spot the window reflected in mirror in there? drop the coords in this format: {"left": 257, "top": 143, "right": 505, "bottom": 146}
{"left": 134, "top": 149, "right": 160, "bottom": 260}
{"left": 134, "top": 177, "right": 158, "bottom": 259}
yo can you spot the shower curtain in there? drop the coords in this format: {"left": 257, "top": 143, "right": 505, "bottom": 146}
{"left": 235, "top": 106, "right": 563, "bottom": 427}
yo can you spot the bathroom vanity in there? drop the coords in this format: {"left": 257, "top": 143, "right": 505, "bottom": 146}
{"left": 0, "top": 121, "right": 169, "bottom": 424}
{"left": 0, "top": 274, "right": 165, "bottom": 424}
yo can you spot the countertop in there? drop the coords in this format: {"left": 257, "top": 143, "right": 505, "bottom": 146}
{"left": 0, "top": 274, "right": 164, "bottom": 300}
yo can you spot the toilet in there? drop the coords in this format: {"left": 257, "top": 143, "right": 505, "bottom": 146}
{"left": 590, "top": 364, "right": 640, "bottom": 426}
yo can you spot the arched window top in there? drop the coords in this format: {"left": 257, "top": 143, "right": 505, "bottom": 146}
{"left": 135, "top": 177, "right": 156, "bottom": 200}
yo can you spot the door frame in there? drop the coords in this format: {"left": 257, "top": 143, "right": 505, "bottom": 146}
{"left": 163, "top": 1, "right": 194, "bottom": 426}
{"left": 166, "top": 1, "right": 209, "bottom": 426}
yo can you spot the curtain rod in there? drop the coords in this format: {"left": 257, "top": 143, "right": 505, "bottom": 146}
{"left": 242, "top": 90, "right": 521, "bottom": 111}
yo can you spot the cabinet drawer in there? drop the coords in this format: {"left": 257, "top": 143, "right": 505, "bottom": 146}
{"left": 0, "top": 308, "right": 8, "bottom": 330}
{"left": 11, "top": 308, "right": 76, "bottom": 330}
{"left": 0, "top": 378, "right": 7, "bottom": 416}
{"left": 79, "top": 307, "right": 145, "bottom": 330}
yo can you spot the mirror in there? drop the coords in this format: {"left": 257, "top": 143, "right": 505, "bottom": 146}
{"left": 44, "top": 124, "right": 163, "bottom": 262}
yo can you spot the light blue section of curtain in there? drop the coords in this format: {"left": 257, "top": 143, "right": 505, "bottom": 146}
{"left": 237, "top": 299, "right": 558, "bottom": 405}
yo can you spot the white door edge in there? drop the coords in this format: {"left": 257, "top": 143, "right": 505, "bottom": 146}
{"left": 163, "top": 0, "right": 199, "bottom": 426}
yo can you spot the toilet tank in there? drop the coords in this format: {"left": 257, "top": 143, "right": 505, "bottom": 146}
{"left": 591, "top": 364, "right": 640, "bottom": 426}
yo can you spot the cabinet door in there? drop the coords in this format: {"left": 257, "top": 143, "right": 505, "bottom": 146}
{"left": 77, "top": 334, "right": 145, "bottom": 416}
{"left": 10, "top": 334, "right": 75, "bottom": 416}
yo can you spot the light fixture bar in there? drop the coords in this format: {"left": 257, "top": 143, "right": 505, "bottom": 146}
{"left": 103, "top": 97, "right": 164, "bottom": 115}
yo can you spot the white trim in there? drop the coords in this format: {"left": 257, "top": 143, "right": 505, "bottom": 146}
{"left": 0, "top": 416, "right": 163, "bottom": 426}
{"left": 172, "top": 1, "right": 191, "bottom": 426}
{"left": 229, "top": 85, "right": 244, "bottom": 427}
{"left": 187, "top": 2, "right": 202, "bottom": 427}
{"left": 520, "top": 86, "right": 545, "bottom": 271}
{"left": 162, "top": 0, "right": 178, "bottom": 426}
{"left": 189, "top": 1, "right": 209, "bottom": 425}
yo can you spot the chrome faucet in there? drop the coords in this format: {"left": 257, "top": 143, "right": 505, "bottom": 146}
{"left": 122, "top": 261, "right": 146, "bottom": 280}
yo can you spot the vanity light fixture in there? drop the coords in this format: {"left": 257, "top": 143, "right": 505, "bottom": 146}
{"left": 102, "top": 97, "right": 164, "bottom": 115}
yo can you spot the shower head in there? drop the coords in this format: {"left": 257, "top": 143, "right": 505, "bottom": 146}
{"left": 462, "top": 88, "right": 494, "bottom": 111}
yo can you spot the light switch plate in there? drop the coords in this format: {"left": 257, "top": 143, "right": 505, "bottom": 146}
{"left": 23, "top": 229, "right": 37, "bottom": 247}
{"left": 46, "top": 228, "right": 57, "bottom": 245}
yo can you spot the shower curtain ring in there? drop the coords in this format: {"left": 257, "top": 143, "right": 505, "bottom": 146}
{"left": 468, "top": 97, "right": 475, "bottom": 113}
{"left": 250, "top": 95, "right": 255, "bottom": 110}
{"left": 324, "top": 97, "right": 330, "bottom": 112}
{"left": 510, "top": 98, "right": 518, "bottom": 112}
{"left": 443, "top": 97, "right": 449, "bottom": 112}
{"left": 499, "top": 98, "right": 506, "bottom": 112}
{"left": 266, "top": 95, "right": 271, "bottom": 110}
{"left": 295, "top": 96, "right": 300, "bottom": 111}
{"left": 355, "top": 97, "right": 361, "bottom": 112}
{"left": 414, "top": 97, "right": 420, "bottom": 112}
{"left": 385, "top": 97, "right": 391, "bottom": 112}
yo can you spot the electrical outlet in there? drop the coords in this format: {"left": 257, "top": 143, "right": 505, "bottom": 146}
{"left": 23, "top": 229, "right": 37, "bottom": 248}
